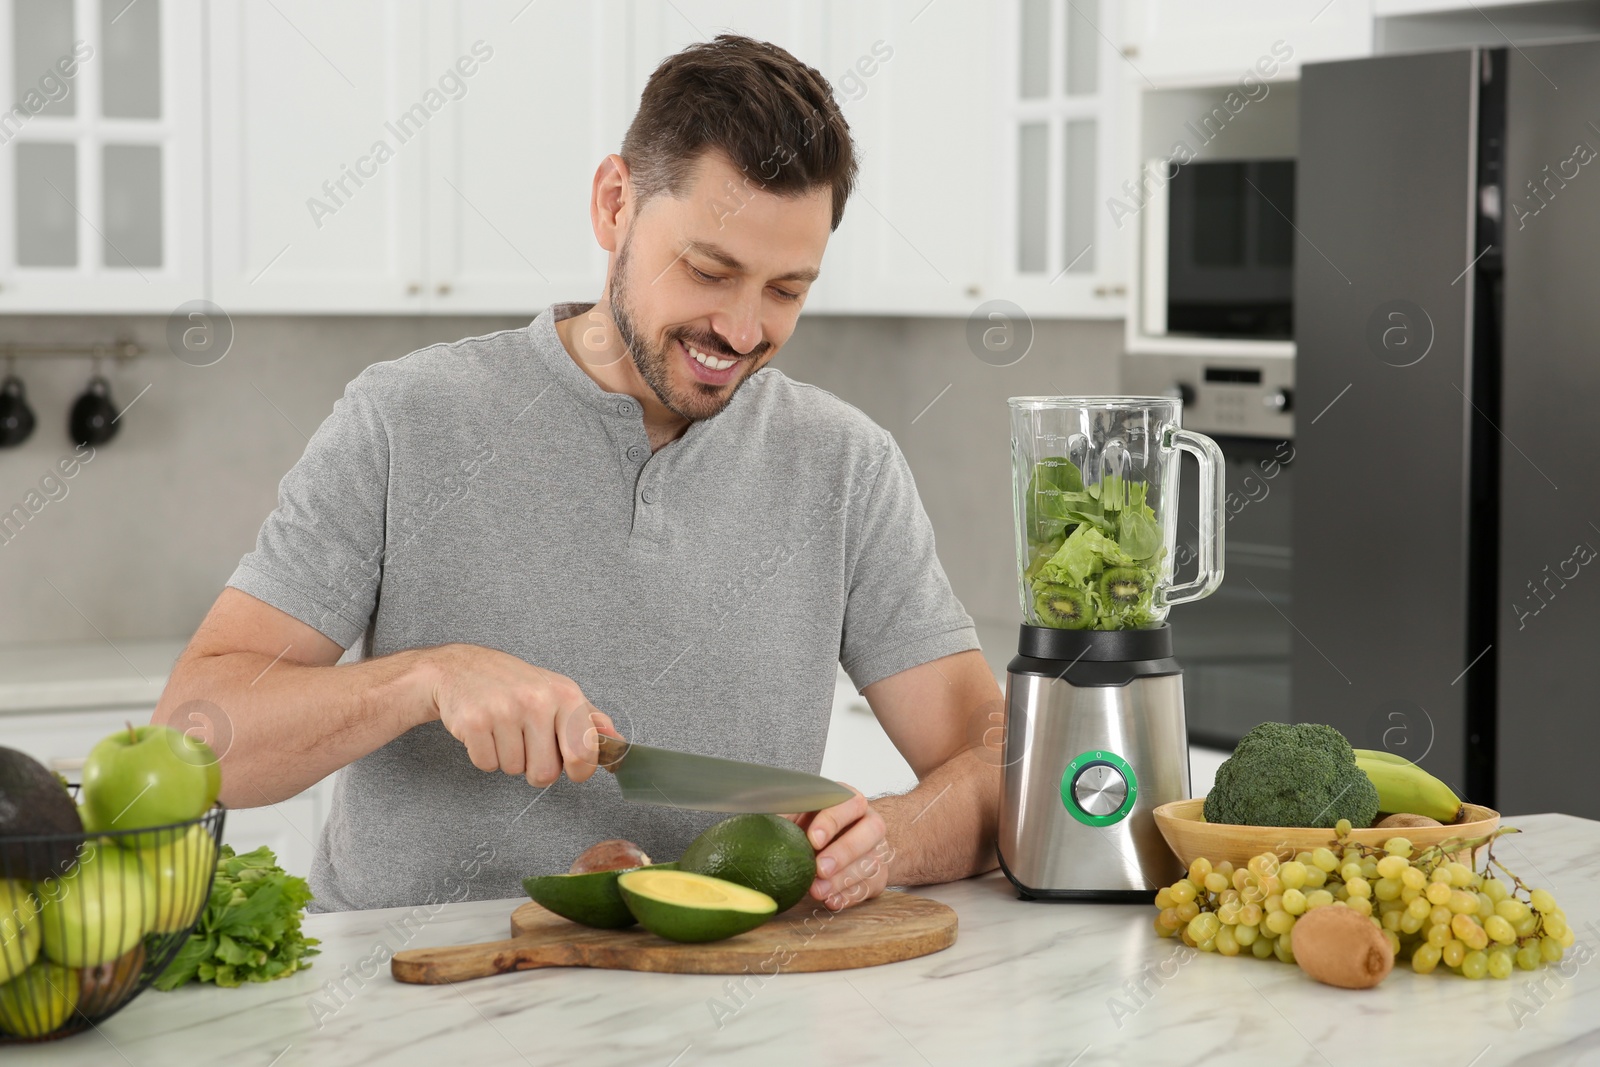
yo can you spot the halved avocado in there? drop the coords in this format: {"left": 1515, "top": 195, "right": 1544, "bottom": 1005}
{"left": 522, "top": 861, "right": 679, "bottom": 929}
{"left": 617, "top": 869, "right": 777, "bottom": 943}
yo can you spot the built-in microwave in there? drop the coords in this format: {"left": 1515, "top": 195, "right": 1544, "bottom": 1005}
{"left": 1142, "top": 159, "right": 1297, "bottom": 342}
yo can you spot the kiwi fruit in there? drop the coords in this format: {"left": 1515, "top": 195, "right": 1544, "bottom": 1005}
{"left": 1098, "top": 567, "right": 1151, "bottom": 608}
{"left": 1033, "top": 583, "right": 1095, "bottom": 629}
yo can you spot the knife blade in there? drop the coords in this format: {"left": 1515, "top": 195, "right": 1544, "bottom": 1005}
{"left": 595, "top": 734, "right": 854, "bottom": 813}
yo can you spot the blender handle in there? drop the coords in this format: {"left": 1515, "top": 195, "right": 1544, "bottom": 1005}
{"left": 1164, "top": 427, "right": 1225, "bottom": 606}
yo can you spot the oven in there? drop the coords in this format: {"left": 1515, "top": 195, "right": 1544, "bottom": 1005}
{"left": 1122, "top": 352, "right": 1295, "bottom": 750}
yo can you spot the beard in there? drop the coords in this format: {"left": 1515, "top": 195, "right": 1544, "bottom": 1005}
{"left": 608, "top": 234, "right": 770, "bottom": 423}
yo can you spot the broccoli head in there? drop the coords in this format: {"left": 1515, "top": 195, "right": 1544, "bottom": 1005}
{"left": 1202, "top": 721, "right": 1378, "bottom": 828}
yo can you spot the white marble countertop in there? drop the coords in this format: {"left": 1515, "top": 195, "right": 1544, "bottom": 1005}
{"left": 0, "top": 639, "right": 184, "bottom": 713}
{"left": 9, "top": 812, "right": 1599, "bottom": 1066}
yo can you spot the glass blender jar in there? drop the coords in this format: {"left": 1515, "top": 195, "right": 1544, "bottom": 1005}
{"left": 1012, "top": 396, "right": 1224, "bottom": 630}
{"left": 997, "top": 397, "right": 1226, "bottom": 901}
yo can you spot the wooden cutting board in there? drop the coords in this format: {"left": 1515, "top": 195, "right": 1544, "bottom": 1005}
{"left": 390, "top": 890, "right": 957, "bottom": 984}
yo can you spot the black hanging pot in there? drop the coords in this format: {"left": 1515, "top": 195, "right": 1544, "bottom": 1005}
{"left": 0, "top": 375, "right": 35, "bottom": 448}
{"left": 70, "top": 375, "right": 120, "bottom": 448}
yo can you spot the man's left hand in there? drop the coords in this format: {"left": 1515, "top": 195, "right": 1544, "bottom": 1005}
{"left": 782, "top": 783, "right": 891, "bottom": 911}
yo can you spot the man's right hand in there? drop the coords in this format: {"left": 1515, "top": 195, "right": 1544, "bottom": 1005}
{"left": 425, "top": 643, "right": 619, "bottom": 788}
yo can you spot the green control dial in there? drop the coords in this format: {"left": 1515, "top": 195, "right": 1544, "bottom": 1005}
{"left": 1060, "top": 749, "right": 1138, "bottom": 827}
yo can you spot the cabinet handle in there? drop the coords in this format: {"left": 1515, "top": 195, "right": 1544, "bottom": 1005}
{"left": 50, "top": 757, "right": 85, "bottom": 773}
{"left": 1122, "top": 45, "right": 1140, "bottom": 58}
{"left": 406, "top": 282, "right": 421, "bottom": 296}
{"left": 436, "top": 283, "right": 452, "bottom": 296}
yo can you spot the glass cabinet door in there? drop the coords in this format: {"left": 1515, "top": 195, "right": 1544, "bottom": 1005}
{"left": 2, "top": 0, "right": 202, "bottom": 308}
{"left": 1004, "top": 0, "right": 1125, "bottom": 316}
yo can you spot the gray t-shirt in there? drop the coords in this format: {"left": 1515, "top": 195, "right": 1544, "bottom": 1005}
{"left": 228, "top": 302, "right": 978, "bottom": 911}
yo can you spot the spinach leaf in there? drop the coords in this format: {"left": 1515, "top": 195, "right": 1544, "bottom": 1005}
{"left": 1024, "top": 456, "right": 1085, "bottom": 544}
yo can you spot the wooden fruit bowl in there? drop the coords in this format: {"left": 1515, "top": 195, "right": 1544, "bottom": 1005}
{"left": 1152, "top": 798, "right": 1501, "bottom": 869}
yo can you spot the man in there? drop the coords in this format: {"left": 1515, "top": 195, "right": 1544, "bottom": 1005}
{"left": 157, "top": 35, "right": 1003, "bottom": 914}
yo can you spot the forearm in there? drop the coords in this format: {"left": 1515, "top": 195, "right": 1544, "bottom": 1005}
{"left": 872, "top": 749, "right": 1001, "bottom": 887}
{"left": 154, "top": 646, "right": 437, "bottom": 808}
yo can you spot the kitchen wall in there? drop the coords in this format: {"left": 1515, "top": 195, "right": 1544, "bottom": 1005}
{"left": 0, "top": 311, "right": 1120, "bottom": 649}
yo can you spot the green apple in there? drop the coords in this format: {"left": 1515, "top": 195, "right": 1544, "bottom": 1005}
{"left": 38, "top": 842, "right": 151, "bottom": 967}
{"left": 136, "top": 825, "right": 218, "bottom": 934}
{"left": 0, "top": 879, "right": 41, "bottom": 983}
{"left": 0, "top": 959, "right": 77, "bottom": 1038}
{"left": 81, "top": 724, "right": 217, "bottom": 848}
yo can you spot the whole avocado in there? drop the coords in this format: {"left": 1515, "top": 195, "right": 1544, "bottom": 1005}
{"left": 1203, "top": 722, "right": 1379, "bottom": 829}
{"left": 0, "top": 746, "right": 85, "bottom": 880}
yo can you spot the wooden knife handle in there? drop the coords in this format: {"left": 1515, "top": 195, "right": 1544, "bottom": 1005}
{"left": 595, "top": 732, "right": 629, "bottom": 774}
{"left": 391, "top": 936, "right": 571, "bottom": 984}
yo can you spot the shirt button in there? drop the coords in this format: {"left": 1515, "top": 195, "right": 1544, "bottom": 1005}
{"left": 617, "top": 399, "right": 636, "bottom": 417}
{"left": 626, "top": 445, "right": 645, "bottom": 462}
{"left": 640, "top": 487, "right": 658, "bottom": 504}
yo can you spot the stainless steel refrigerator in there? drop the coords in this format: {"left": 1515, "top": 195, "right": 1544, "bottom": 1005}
{"left": 1292, "top": 41, "right": 1600, "bottom": 817}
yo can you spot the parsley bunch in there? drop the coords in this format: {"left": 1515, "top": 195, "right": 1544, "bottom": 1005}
{"left": 153, "top": 845, "right": 320, "bottom": 991}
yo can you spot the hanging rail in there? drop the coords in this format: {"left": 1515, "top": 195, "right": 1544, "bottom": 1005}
{"left": 0, "top": 340, "right": 144, "bottom": 362}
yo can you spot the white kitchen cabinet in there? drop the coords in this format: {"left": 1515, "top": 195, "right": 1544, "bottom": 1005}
{"left": 811, "top": 0, "right": 995, "bottom": 316}
{"left": 209, "top": 0, "right": 636, "bottom": 315}
{"left": 990, "top": 0, "right": 1130, "bottom": 319}
{"left": 2, "top": 706, "right": 330, "bottom": 879}
{"left": 0, "top": 0, "right": 206, "bottom": 312}
{"left": 198, "top": 0, "right": 1126, "bottom": 318}
{"left": 208, "top": 0, "right": 428, "bottom": 312}
{"left": 418, "top": 1, "right": 627, "bottom": 314}
{"left": 1121, "top": 0, "right": 1374, "bottom": 85}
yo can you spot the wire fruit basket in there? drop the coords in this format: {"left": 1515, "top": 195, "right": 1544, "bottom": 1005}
{"left": 0, "top": 799, "right": 226, "bottom": 1043}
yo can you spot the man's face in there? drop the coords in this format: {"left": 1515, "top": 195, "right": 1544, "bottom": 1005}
{"left": 608, "top": 151, "right": 832, "bottom": 422}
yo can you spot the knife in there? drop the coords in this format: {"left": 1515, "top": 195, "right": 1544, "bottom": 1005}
{"left": 595, "top": 734, "right": 854, "bottom": 813}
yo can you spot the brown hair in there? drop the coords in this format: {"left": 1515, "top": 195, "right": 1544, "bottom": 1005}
{"left": 621, "top": 34, "right": 858, "bottom": 231}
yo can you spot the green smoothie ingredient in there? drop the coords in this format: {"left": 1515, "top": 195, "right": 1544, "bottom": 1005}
{"left": 152, "top": 845, "right": 318, "bottom": 991}
{"left": 523, "top": 862, "right": 679, "bottom": 929}
{"left": 1023, "top": 457, "right": 1163, "bottom": 630}
{"left": 677, "top": 813, "right": 817, "bottom": 913}
{"left": 617, "top": 869, "right": 777, "bottom": 943}
{"left": 1202, "top": 722, "right": 1380, "bottom": 829}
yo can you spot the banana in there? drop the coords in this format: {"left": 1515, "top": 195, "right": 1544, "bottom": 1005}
{"left": 1352, "top": 747, "right": 1413, "bottom": 766}
{"left": 1353, "top": 750, "right": 1463, "bottom": 824}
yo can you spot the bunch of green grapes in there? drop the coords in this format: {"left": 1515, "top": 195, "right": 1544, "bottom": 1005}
{"left": 1151, "top": 824, "right": 1575, "bottom": 979}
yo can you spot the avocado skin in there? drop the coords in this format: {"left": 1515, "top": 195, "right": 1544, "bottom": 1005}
{"left": 0, "top": 746, "right": 85, "bottom": 880}
{"left": 678, "top": 814, "right": 817, "bottom": 913}
{"left": 522, "top": 862, "right": 679, "bottom": 929}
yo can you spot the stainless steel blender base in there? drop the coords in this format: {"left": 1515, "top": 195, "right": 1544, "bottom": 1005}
{"left": 998, "top": 665, "right": 1190, "bottom": 901}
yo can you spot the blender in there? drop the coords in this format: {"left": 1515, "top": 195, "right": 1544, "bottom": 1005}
{"left": 997, "top": 397, "right": 1225, "bottom": 901}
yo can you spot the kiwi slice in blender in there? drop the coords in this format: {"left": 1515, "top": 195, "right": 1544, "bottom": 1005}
{"left": 1098, "top": 567, "right": 1152, "bottom": 608}
{"left": 1032, "top": 583, "right": 1095, "bottom": 629}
